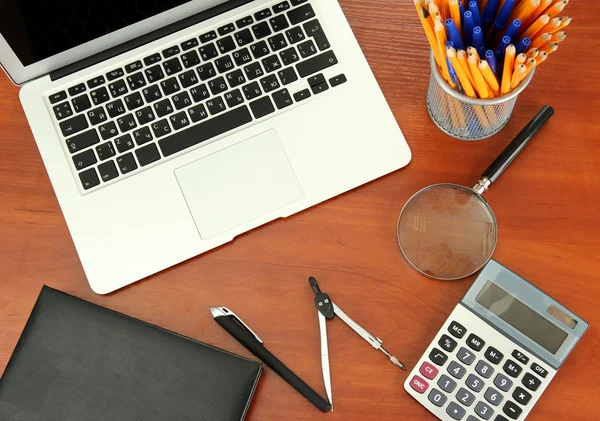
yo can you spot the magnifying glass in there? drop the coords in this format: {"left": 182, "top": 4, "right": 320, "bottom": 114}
{"left": 397, "top": 105, "right": 555, "bottom": 281}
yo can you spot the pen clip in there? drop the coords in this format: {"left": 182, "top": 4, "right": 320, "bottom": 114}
{"left": 210, "top": 306, "right": 263, "bottom": 343}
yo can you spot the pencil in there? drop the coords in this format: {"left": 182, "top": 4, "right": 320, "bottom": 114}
{"left": 457, "top": 49, "right": 477, "bottom": 87}
{"left": 526, "top": 48, "right": 539, "bottom": 58}
{"left": 523, "top": 57, "right": 537, "bottom": 76}
{"left": 429, "top": 2, "right": 442, "bottom": 26}
{"left": 535, "top": 50, "right": 548, "bottom": 65}
{"left": 469, "top": 54, "right": 490, "bottom": 98}
{"left": 447, "top": 46, "right": 477, "bottom": 97}
{"left": 467, "top": 46, "right": 481, "bottom": 62}
{"left": 542, "top": 42, "right": 559, "bottom": 55}
{"left": 527, "top": 0, "right": 552, "bottom": 26}
{"left": 530, "top": 32, "right": 551, "bottom": 49}
{"left": 514, "top": 52, "right": 527, "bottom": 69}
{"left": 521, "top": 14, "right": 550, "bottom": 39}
{"left": 435, "top": 19, "right": 452, "bottom": 83}
{"left": 501, "top": 44, "right": 516, "bottom": 95}
{"left": 533, "top": 17, "right": 562, "bottom": 39}
{"left": 553, "top": 16, "right": 572, "bottom": 33}
{"left": 547, "top": 0, "right": 567, "bottom": 19}
{"left": 512, "top": 0, "right": 540, "bottom": 23}
{"left": 551, "top": 31, "right": 567, "bottom": 43}
{"left": 510, "top": 64, "right": 527, "bottom": 88}
{"left": 450, "top": 0, "right": 462, "bottom": 31}
{"left": 415, "top": 0, "right": 445, "bottom": 70}
{"left": 479, "top": 60, "right": 501, "bottom": 96}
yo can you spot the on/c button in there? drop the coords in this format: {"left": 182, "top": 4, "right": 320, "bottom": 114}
{"left": 410, "top": 375, "right": 430, "bottom": 394}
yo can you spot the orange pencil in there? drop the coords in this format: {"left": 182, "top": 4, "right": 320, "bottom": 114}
{"left": 553, "top": 16, "right": 572, "bottom": 32}
{"left": 521, "top": 14, "right": 550, "bottom": 39}
{"left": 415, "top": 0, "right": 445, "bottom": 69}
{"left": 501, "top": 44, "right": 516, "bottom": 95}
{"left": 449, "top": 0, "right": 462, "bottom": 31}
{"left": 541, "top": 42, "right": 559, "bottom": 55}
{"left": 457, "top": 49, "right": 477, "bottom": 87}
{"left": 447, "top": 47, "right": 477, "bottom": 97}
{"left": 523, "top": 57, "right": 537, "bottom": 76}
{"left": 514, "top": 53, "right": 527, "bottom": 69}
{"left": 469, "top": 54, "right": 490, "bottom": 98}
{"left": 435, "top": 19, "right": 452, "bottom": 83}
{"left": 512, "top": 0, "right": 540, "bottom": 23}
{"left": 532, "top": 17, "right": 562, "bottom": 38}
{"left": 547, "top": 0, "right": 567, "bottom": 19}
{"left": 510, "top": 64, "right": 527, "bottom": 89}
{"left": 551, "top": 31, "right": 567, "bottom": 43}
{"left": 526, "top": 0, "right": 552, "bottom": 26}
{"left": 531, "top": 33, "right": 551, "bottom": 49}
{"left": 526, "top": 48, "right": 540, "bottom": 58}
{"left": 535, "top": 51, "right": 548, "bottom": 66}
{"left": 479, "top": 60, "right": 501, "bottom": 97}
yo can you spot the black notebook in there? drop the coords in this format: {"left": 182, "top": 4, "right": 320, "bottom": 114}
{"left": 0, "top": 286, "right": 262, "bottom": 421}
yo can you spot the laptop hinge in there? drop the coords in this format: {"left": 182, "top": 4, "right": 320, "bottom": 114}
{"left": 50, "top": 0, "right": 254, "bottom": 81}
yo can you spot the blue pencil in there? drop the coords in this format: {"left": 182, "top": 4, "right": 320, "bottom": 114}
{"left": 482, "top": 0, "right": 499, "bottom": 27}
{"left": 503, "top": 20, "right": 521, "bottom": 43}
{"left": 496, "top": 35, "right": 512, "bottom": 61}
{"left": 468, "top": 1, "right": 482, "bottom": 28}
{"left": 473, "top": 26, "right": 485, "bottom": 57}
{"left": 446, "top": 19, "right": 464, "bottom": 50}
{"left": 494, "top": 0, "right": 515, "bottom": 30}
{"left": 463, "top": 11, "right": 475, "bottom": 47}
{"left": 516, "top": 37, "right": 531, "bottom": 54}
{"left": 485, "top": 50, "right": 498, "bottom": 75}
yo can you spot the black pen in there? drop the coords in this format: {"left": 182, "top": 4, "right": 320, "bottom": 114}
{"left": 210, "top": 306, "right": 331, "bottom": 412}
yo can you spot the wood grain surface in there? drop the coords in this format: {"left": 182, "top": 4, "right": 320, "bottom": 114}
{"left": 1, "top": 1, "right": 599, "bottom": 420}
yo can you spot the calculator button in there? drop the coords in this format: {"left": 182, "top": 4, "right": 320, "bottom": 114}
{"left": 476, "top": 360, "right": 495, "bottom": 379}
{"left": 456, "top": 387, "right": 476, "bottom": 407}
{"left": 428, "top": 388, "right": 447, "bottom": 407}
{"left": 447, "top": 361, "right": 467, "bottom": 379}
{"left": 420, "top": 361, "right": 439, "bottom": 380}
{"left": 475, "top": 401, "right": 494, "bottom": 420}
{"left": 484, "top": 347, "right": 504, "bottom": 365}
{"left": 446, "top": 402, "right": 466, "bottom": 420}
{"left": 466, "top": 374, "right": 485, "bottom": 392}
{"left": 503, "top": 360, "right": 522, "bottom": 378}
{"left": 438, "top": 374, "right": 457, "bottom": 393}
{"left": 448, "top": 321, "right": 467, "bottom": 338}
{"left": 522, "top": 372, "right": 541, "bottom": 391}
{"left": 531, "top": 362, "right": 548, "bottom": 378}
{"left": 493, "top": 373, "right": 513, "bottom": 392}
{"left": 511, "top": 350, "right": 529, "bottom": 365}
{"left": 457, "top": 347, "right": 476, "bottom": 365}
{"left": 439, "top": 334, "right": 458, "bottom": 352}
{"left": 467, "top": 417, "right": 482, "bottom": 421}
{"left": 512, "top": 386, "right": 532, "bottom": 405}
{"left": 484, "top": 387, "right": 504, "bottom": 406}
{"left": 429, "top": 348, "right": 448, "bottom": 366}
{"left": 494, "top": 416, "right": 509, "bottom": 421}
{"left": 466, "top": 333, "right": 485, "bottom": 352}
{"left": 502, "top": 401, "right": 523, "bottom": 420}
{"left": 409, "top": 375, "right": 429, "bottom": 394}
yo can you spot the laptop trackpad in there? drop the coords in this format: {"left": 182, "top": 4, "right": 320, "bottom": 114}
{"left": 175, "top": 130, "right": 304, "bottom": 240}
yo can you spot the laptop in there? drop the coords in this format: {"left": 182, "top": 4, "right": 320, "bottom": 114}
{"left": 1, "top": 0, "right": 411, "bottom": 294}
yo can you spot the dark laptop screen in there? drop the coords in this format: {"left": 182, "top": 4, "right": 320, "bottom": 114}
{"left": 0, "top": 0, "right": 192, "bottom": 66}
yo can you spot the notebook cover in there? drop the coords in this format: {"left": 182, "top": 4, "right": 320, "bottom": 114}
{"left": 0, "top": 286, "right": 263, "bottom": 421}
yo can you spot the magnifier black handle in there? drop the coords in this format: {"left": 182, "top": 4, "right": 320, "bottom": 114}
{"left": 482, "top": 105, "right": 554, "bottom": 184}
{"left": 309, "top": 276, "right": 322, "bottom": 296}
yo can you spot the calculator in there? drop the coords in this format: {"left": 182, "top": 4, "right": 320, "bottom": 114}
{"left": 404, "top": 259, "right": 588, "bottom": 421}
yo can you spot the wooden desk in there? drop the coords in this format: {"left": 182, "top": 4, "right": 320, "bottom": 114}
{"left": 1, "top": 1, "right": 598, "bottom": 419}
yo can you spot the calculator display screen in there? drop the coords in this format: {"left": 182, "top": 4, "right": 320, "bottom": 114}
{"left": 476, "top": 281, "right": 569, "bottom": 354}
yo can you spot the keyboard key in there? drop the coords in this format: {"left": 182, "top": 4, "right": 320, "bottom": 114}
{"left": 409, "top": 375, "right": 429, "bottom": 394}
{"left": 456, "top": 387, "right": 476, "bottom": 407}
{"left": 280, "top": 47, "right": 300, "bottom": 65}
{"left": 162, "top": 45, "right": 180, "bottom": 58}
{"left": 132, "top": 127, "right": 153, "bottom": 145}
{"left": 199, "top": 43, "right": 219, "bottom": 60}
{"left": 79, "top": 167, "right": 100, "bottom": 190}
{"left": 66, "top": 129, "right": 100, "bottom": 153}
{"left": 273, "top": 1, "right": 290, "bottom": 13}
{"left": 109, "top": 79, "right": 129, "bottom": 97}
{"left": 169, "top": 111, "right": 191, "bottom": 130}
{"left": 117, "top": 152, "right": 138, "bottom": 174}
{"left": 135, "top": 106, "right": 156, "bottom": 125}
{"left": 269, "top": 33, "right": 288, "bottom": 51}
{"left": 142, "top": 84, "right": 163, "bottom": 103}
{"left": 125, "top": 61, "right": 143, "bottom": 73}
{"left": 181, "top": 51, "right": 201, "bottom": 69}
{"left": 208, "top": 76, "right": 228, "bottom": 95}
{"left": 124, "top": 92, "right": 144, "bottom": 111}
{"left": 90, "top": 87, "right": 110, "bottom": 105}
{"left": 87, "top": 76, "right": 105, "bottom": 89}
{"left": 447, "top": 361, "right": 466, "bottom": 379}
{"left": 303, "top": 19, "right": 330, "bottom": 50}
{"left": 503, "top": 360, "right": 522, "bottom": 378}
{"left": 217, "top": 36, "right": 237, "bottom": 54}
{"left": 272, "top": 88, "right": 293, "bottom": 109}
{"left": 329, "top": 73, "right": 347, "bottom": 87}
{"left": 512, "top": 386, "right": 532, "bottom": 405}
{"left": 235, "top": 29, "right": 254, "bottom": 47}
{"left": 456, "top": 347, "right": 476, "bottom": 365}
{"left": 135, "top": 143, "right": 161, "bottom": 166}
{"left": 252, "top": 22, "right": 272, "bottom": 39}
{"left": 270, "top": 15, "right": 289, "bottom": 32}
{"left": 307, "top": 73, "right": 325, "bottom": 86}
{"left": 163, "top": 57, "right": 182, "bottom": 76}
{"left": 260, "top": 74, "right": 280, "bottom": 93}
{"left": 98, "top": 160, "right": 119, "bottom": 182}
{"left": 206, "top": 97, "right": 227, "bottom": 115}
{"left": 160, "top": 77, "right": 181, "bottom": 96}
{"left": 243, "top": 82, "right": 262, "bottom": 100}
{"left": 60, "top": 114, "right": 88, "bottom": 137}
{"left": 236, "top": 16, "right": 254, "bottom": 28}
{"left": 511, "top": 350, "right": 529, "bottom": 365}
{"left": 476, "top": 360, "right": 494, "bottom": 379}
{"left": 145, "top": 65, "right": 165, "bottom": 83}
{"left": 188, "top": 103, "right": 208, "bottom": 123}
{"left": 466, "top": 374, "right": 484, "bottom": 392}
{"left": 262, "top": 54, "right": 282, "bottom": 73}
{"left": 428, "top": 389, "right": 447, "bottom": 407}
{"left": 114, "top": 134, "right": 135, "bottom": 153}
{"left": 291, "top": 0, "right": 308, "bottom": 5}
{"left": 493, "top": 373, "right": 513, "bottom": 392}
{"left": 286, "top": 26, "right": 306, "bottom": 43}
{"left": 531, "top": 362, "right": 548, "bottom": 378}
{"left": 278, "top": 67, "right": 298, "bottom": 85}
{"left": 287, "top": 3, "right": 315, "bottom": 25}
{"left": 475, "top": 401, "right": 494, "bottom": 420}
{"left": 293, "top": 88, "right": 311, "bottom": 102}
{"left": 179, "top": 70, "right": 199, "bottom": 88}
{"left": 159, "top": 105, "right": 252, "bottom": 157}
{"left": 153, "top": 98, "right": 174, "bottom": 117}
{"left": 224, "top": 89, "right": 245, "bottom": 107}
{"left": 199, "top": 31, "right": 217, "bottom": 43}
{"left": 72, "top": 149, "right": 97, "bottom": 171}
{"left": 446, "top": 402, "right": 466, "bottom": 420}
{"left": 218, "top": 23, "right": 236, "bottom": 36}
{"left": 151, "top": 119, "right": 172, "bottom": 138}
{"left": 226, "top": 69, "right": 246, "bottom": 88}
{"left": 106, "top": 99, "right": 126, "bottom": 118}
{"left": 143, "top": 53, "right": 162, "bottom": 66}
{"left": 438, "top": 334, "right": 458, "bottom": 352}
{"left": 197, "top": 62, "right": 217, "bottom": 81}
{"left": 255, "top": 8, "right": 272, "bottom": 20}
{"left": 250, "top": 40, "right": 270, "bottom": 59}
{"left": 49, "top": 91, "right": 67, "bottom": 104}
{"left": 172, "top": 91, "right": 192, "bottom": 110}
{"left": 437, "top": 374, "right": 457, "bottom": 393}
{"left": 484, "top": 387, "right": 504, "bottom": 406}
{"left": 522, "top": 372, "right": 541, "bottom": 391}
{"left": 250, "top": 96, "right": 275, "bottom": 119}
{"left": 448, "top": 321, "right": 467, "bottom": 338}
{"left": 311, "top": 81, "right": 328, "bottom": 95}
{"left": 68, "top": 83, "right": 86, "bottom": 96}
{"left": 215, "top": 55, "right": 235, "bottom": 73}
{"left": 419, "top": 361, "right": 439, "bottom": 380}
{"left": 98, "top": 121, "right": 119, "bottom": 140}
{"left": 87, "top": 107, "right": 107, "bottom": 125}
{"left": 467, "top": 334, "right": 485, "bottom": 352}
{"left": 190, "top": 84, "right": 210, "bottom": 102}
{"left": 484, "top": 347, "right": 504, "bottom": 365}
{"left": 502, "top": 401, "right": 522, "bottom": 420}
{"left": 116, "top": 113, "right": 137, "bottom": 132}
{"left": 95, "top": 142, "right": 115, "bottom": 161}
{"left": 181, "top": 38, "right": 199, "bottom": 51}
{"left": 298, "top": 39, "right": 317, "bottom": 58}
{"left": 429, "top": 348, "right": 448, "bottom": 366}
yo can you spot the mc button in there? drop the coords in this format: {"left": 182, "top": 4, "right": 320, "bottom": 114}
{"left": 448, "top": 321, "right": 466, "bottom": 339}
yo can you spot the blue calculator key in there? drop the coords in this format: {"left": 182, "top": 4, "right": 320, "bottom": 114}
{"left": 438, "top": 374, "right": 457, "bottom": 393}
{"left": 467, "top": 417, "right": 482, "bottom": 421}
{"left": 475, "top": 401, "right": 494, "bottom": 420}
{"left": 466, "top": 374, "right": 485, "bottom": 392}
{"left": 428, "top": 388, "right": 447, "bottom": 407}
{"left": 493, "top": 373, "right": 513, "bottom": 392}
{"left": 448, "top": 361, "right": 467, "bottom": 379}
{"left": 456, "top": 387, "right": 476, "bottom": 407}
{"left": 484, "top": 387, "right": 504, "bottom": 406}
{"left": 446, "top": 402, "right": 466, "bottom": 420}
{"left": 476, "top": 360, "right": 495, "bottom": 379}
{"left": 457, "top": 347, "right": 476, "bottom": 365}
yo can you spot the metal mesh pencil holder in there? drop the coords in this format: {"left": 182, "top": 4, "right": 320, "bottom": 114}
{"left": 427, "top": 51, "right": 534, "bottom": 141}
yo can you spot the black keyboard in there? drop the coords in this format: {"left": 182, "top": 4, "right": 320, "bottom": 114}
{"left": 48, "top": 0, "right": 347, "bottom": 192}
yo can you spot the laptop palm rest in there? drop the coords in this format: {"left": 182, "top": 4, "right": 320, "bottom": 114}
{"left": 175, "top": 130, "right": 305, "bottom": 240}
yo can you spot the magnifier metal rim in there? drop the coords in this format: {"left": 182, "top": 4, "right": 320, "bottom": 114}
{"left": 396, "top": 183, "right": 499, "bottom": 281}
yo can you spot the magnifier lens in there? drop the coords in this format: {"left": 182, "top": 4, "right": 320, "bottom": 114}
{"left": 397, "top": 184, "right": 498, "bottom": 280}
